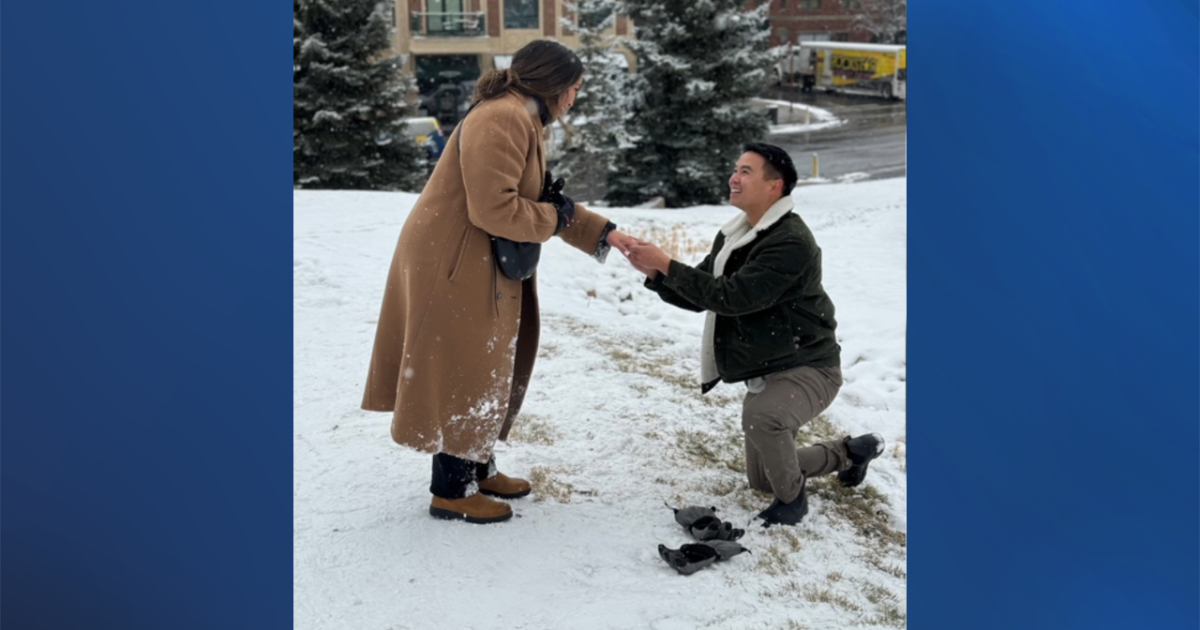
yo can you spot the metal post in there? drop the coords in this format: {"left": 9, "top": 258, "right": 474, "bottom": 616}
{"left": 787, "top": 42, "right": 794, "bottom": 87}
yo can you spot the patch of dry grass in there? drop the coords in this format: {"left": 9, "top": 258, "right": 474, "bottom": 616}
{"left": 864, "top": 604, "right": 907, "bottom": 628}
{"left": 605, "top": 347, "right": 696, "bottom": 392}
{"left": 858, "top": 581, "right": 906, "bottom": 628}
{"left": 802, "top": 585, "right": 862, "bottom": 613}
{"left": 767, "top": 580, "right": 861, "bottom": 615}
{"left": 526, "top": 466, "right": 574, "bottom": 503}
{"left": 795, "top": 412, "right": 839, "bottom": 446}
{"left": 627, "top": 224, "right": 712, "bottom": 263}
{"left": 864, "top": 554, "right": 907, "bottom": 580}
{"left": 672, "top": 425, "right": 746, "bottom": 473}
{"left": 753, "top": 544, "right": 794, "bottom": 577}
{"left": 507, "top": 414, "right": 560, "bottom": 446}
{"left": 551, "top": 311, "right": 907, "bottom": 618}
{"left": 808, "top": 478, "right": 906, "bottom": 550}
{"left": 775, "top": 526, "right": 805, "bottom": 553}
{"left": 766, "top": 578, "right": 905, "bottom": 628}
{"left": 860, "top": 581, "right": 901, "bottom": 607}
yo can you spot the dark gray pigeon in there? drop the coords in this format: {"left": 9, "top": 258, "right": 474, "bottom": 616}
{"left": 658, "top": 543, "right": 720, "bottom": 575}
{"left": 657, "top": 541, "right": 751, "bottom": 575}
{"left": 697, "top": 540, "right": 751, "bottom": 561}
{"left": 667, "top": 504, "right": 717, "bottom": 529}
{"left": 687, "top": 515, "right": 745, "bottom": 542}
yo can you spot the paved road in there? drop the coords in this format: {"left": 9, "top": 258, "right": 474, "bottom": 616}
{"left": 765, "top": 86, "right": 907, "bottom": 182}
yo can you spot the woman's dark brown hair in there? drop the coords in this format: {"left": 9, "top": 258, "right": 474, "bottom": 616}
{"left": 471, "top": 40, "right": 583, "bottom": 121}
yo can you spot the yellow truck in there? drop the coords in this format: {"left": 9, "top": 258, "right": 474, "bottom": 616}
{"left": 797, "top": 42, "right": 906, "bottom": 101}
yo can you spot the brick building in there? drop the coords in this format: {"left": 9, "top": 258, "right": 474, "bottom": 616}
{"left": 761, "top": 0, "right": 884, "bottom": 46}
{"left": 392, "top": 0, "right": 902, "bottom": 123}
{"left": 392, "top": 0, "right": 633, "bottom": 123}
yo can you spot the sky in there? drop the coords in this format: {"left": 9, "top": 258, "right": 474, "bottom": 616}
{"left": 294, "top": 176, "right": 907, "bottom": 630}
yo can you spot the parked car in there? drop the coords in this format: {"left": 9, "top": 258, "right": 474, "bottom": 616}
{"left": 418, "top": 84, "right": 470, "bottom": 125}
{"left": 401, "top": 117, "right": 446, "bottom": 160}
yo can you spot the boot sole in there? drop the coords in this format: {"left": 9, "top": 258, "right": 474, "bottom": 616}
{"left": 428, "top": 506, "right": 513, "bottom": 524}
{"left": 479, "top": 487, "right": 531, "bottom": 499}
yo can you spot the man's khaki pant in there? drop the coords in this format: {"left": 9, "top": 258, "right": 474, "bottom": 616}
{"left": 742, "top": 365, "right": 847, "bottom": 504}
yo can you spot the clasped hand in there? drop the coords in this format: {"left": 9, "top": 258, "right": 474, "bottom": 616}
{"left": 605, "top": 231, "right": 670, "bottom": 279}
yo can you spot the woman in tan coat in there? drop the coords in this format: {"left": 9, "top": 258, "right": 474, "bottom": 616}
{"left": 362, "top": 40, "right": 633, "bottom": 524}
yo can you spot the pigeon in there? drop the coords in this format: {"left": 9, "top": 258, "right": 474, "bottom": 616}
{"left": 657, "top": 541, "right": 751, "bottom": 575}
{"left": 666, "top": 503, "right": 718, "bottom": 529}
{"left": 657, "top": 543, "right": 720, "bottom": 575}
{"left": 688, "top": 515, "right": 745, "bottom": 542}
{"left": 696, "top": 540, "right": 751, "bottom": 561}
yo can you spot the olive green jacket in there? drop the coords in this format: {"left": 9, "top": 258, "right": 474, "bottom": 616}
{"left": 645, "top": 198, "right": 840, "bottom": 392}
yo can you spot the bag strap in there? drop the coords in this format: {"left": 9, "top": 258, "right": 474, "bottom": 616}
{"left": 455, "top": 115, "right": 462, "bottom": 156}
{"left": 455, "top": 103, "right": 476, "bottom": 160}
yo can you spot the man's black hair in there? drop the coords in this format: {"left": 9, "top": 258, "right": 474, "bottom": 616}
{"left": 742, "top": 142, "right": 798, "bottom": 196}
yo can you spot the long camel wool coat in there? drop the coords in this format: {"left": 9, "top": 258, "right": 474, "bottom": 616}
{"left": 361, "top": 90, "right": 612, "bottom": 463}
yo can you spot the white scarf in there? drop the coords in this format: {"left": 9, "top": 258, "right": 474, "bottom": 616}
{"left": 700, "top": 196, "right": 796, "bottom": 387}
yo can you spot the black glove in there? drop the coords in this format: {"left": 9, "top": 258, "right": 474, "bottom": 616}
{"left": 539, "top": 175, "right": 575, "bottom": 234}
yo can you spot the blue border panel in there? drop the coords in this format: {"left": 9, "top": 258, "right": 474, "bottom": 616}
{"left": 2, "top": 1, "right": 292, "bottom": 628}
{"left": 911, "top": 1, "right": 1198, "bottom": 628}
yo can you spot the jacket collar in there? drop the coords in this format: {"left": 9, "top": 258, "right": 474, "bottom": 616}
{"left": 523, "top": 95, "right": 551, "bottom": 126}
{"left": 720, "top": 195, "right": 794, "bottom": 238}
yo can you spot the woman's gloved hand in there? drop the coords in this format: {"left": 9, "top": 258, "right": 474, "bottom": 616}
{"left": 540, "top": 174, "right": 575, "bottom": 234}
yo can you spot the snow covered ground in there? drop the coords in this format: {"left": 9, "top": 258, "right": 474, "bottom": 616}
{"left": 758, "top": 98, "right": 845, "bottom": 135}
{"left": 294, "top": 178, "right": 907, "bottom": 629}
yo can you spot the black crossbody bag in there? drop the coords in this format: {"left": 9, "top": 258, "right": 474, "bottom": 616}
{"left": 456, "top": 110, "right": 541, "bottom": 281}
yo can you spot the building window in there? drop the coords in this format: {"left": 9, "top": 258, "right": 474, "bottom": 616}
{"left": 779, "top": 0, "right": 786, "bottom": 9}
{"left": 504, "top": 0, "right": 538, "bottom": 29}
{"left": 842, "top": 0, "right": 861, "bottom": 8}
{"left": 426, "top": 0, "right": 463, "bottom": 34}
{"left": 799, "top": 0, "right": 820, "bottom": 8}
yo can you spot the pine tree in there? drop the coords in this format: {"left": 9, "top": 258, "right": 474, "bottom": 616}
{"left": 294, "top": 0, "right": 426, "bottom": 191}
{"left": 555, "top": 0, "right": 634, "bottom": 203}
{"left": 606, "top": 0, "right": 774, "bottom": 208}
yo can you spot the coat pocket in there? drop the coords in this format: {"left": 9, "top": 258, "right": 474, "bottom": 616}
{"left": 737, "top": 310, "right": 797, "bottom": 364}
{"left": 447, "top": 227, "right": 472, "bottom": 282}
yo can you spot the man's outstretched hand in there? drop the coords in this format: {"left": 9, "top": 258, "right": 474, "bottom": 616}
{"left": 626, "top": 239, "right": 671, "bottom": 279}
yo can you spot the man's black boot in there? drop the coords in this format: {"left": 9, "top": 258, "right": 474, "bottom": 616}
{"left": 757, "top": 482, "right": 809, "bottom": 527}
{"left": 837, "top": 433, "right": 885, "bottom": 488}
